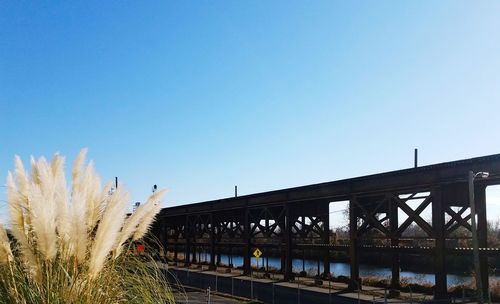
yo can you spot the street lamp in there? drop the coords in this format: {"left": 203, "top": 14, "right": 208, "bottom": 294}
{"left": 468, "top": 171, "right": 489, "bottom": 304}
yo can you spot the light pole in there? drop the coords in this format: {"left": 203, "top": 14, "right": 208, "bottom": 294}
{"left": 468, "top": 171, "right": 489, "bottom": 304}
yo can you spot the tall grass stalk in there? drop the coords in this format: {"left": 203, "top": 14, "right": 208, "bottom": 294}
{"left": 0, "top": 150, "right": 174, "bottom": 303}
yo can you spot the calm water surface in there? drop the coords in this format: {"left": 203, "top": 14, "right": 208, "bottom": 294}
{"left": 190, "top": 253, "right": 498, "bottom": 287}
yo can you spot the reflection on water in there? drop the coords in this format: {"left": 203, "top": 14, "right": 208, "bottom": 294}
{"left": 189, "top": 253, "right": 497, "bottom": 287}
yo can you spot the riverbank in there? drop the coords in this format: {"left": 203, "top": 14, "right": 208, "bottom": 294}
{"left": 161, "top": 263, "right": 488, "bottom": 303}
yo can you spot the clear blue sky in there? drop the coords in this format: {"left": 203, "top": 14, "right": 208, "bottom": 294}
{"left": 1, "top": 1, "right": 500, "bottom": 225}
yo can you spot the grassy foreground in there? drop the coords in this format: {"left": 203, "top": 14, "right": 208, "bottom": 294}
{"left": 0, "top": 149, "right": 175, "bottom": 303}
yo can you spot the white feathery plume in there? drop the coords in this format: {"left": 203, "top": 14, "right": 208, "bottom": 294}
{"left": 132, "top": 189, "right": 166, "bottom": 241}
{"left": 69, "top": 160, "right": 96, "bottom": 260}
{"left": 113, "top": 189, "right": 166, "bottom": 257}
{"left": 88, "top": 186, "right": 128, "bottom": 277}
{"left": 30, "top": 156, "right": 41, "bottom": 186}
{"left": 8, "top": 160, "right": 39, "bottom": 271}
{"left": 6, "top": 172, "right": 31, "bottom": 258}
{"left": 14, "top": 155, "right": 29, "bottom": 195}
{"left": 64, "top": 149, "right": 93, "bottom": 259}
{"left": 12, "top": 156, "right": 31, "bottom": 227}
{"left": 79, "top": 161, "right": 96, "bottom": 221}
{"left": 88, "top": 181, "right": 112, "bottom": 230}
{"left": 29, "top": 181, "right": 57, "bottom": 260}
{"left": 51, "top": 154, "right": 71, "bottom": 252}
{"left": 132, "top": 201, "right": 162, "bottom": 241}
{"left": 72, "top": 148, "right": 87, "bottom": 195}
{"left": 36, "top": 157, "right": 52, "bottom": 192}
{"left": 68, "top": 193, "right": 88, "bottom": 261}
{"left": 6, "top": 172, "right": 25, "bottom": 233}
{"left": 34, "top": 157, "right": 58, "bottom": 260}
{"left": 85, "top": 173, "right": 102, "bottom": 231}
{"left": 0, "top": 224, "right": 13, "bottom": 264}
{"left": 9, "top": 155, "right": 31, "bottom": 238}
{"left": 6, "top": 148, "right": 170, "bottom": 280}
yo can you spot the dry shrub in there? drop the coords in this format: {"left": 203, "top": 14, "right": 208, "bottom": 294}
{"left": 0, "top": 149, "right": 174, "bottom": 304}
{"left": 489, "top": 278, "right": 500, "bottom": 302}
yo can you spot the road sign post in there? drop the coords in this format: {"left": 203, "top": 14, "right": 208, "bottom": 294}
{"left": 253, "top": 248, "right": 262, "bottom": 268}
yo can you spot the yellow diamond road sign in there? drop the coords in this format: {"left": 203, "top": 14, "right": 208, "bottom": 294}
{"left": 253, "top": 248, "right": 262, "bottom": 258}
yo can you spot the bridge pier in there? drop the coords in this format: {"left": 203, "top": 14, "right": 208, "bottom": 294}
{"left": 243, "top": 208, "right": 251, "bottom": 275}
{"left": 476, "top": 185, "right": 489, "bottom": 298}
{"left": 349, "top": 196, "right": 360, "bottom": 290}
{"left": 184, "top": 216, "right": 191, "bottom": 267}
{"left": 174, "top": 243, "right": 178, "bottom": 262}
{"left": 432, "top": 187, "right": 448, "bottom": 300}
{"left": 322, "top": 202, "right": 331, "bottom": 277}
{"left": 284, "top": 203, "right": 293, "bottom": 281}
{"left": 389, "top": 196, "right": 400, "bottom": 289}
{"left": 209, "top": 213, "right": 216, "bottom": 269}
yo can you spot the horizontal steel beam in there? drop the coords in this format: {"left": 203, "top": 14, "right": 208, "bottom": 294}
{"left": 159, "top": 153, "right": 500, "bottom": 217}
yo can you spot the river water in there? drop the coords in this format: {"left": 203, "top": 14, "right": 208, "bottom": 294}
{"left": 191, "top": 254, "right": 498, "bottom": 287}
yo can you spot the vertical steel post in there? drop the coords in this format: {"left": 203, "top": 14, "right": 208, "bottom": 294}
{"left": 244, "top": 208, "right": 251, "bottom": 275}
{"left": 210, "top": 213, "right": 216, "bottom": 269}
{"left": 302, "top": 249, "right": 305, "bottom": 273}
{"left": 266, "top": 254, "right": 269, "bottom": 273}
{"left": 469, "top": 172, "right": 484, "bottom": 303}
{"left": 475, "top": 184, "right": 489, "bottom": 301}
{"left": 174, "top": 243, "right": 178, "bottom": 263}
{"left": 389, "top": 195, "right": 400, "bottom": 289}
{"left": 349, "top": 196, "right": 360, "bottom": 290}
{"left": 323, "top": 201, "right": 331, "bottom": 276}
{"left": 192, "top": 245, "right": 197, "bottom": 263}
{"left": 284, "top": 204, "right": 293, "bottom": 281}
{"left": 185, "top": 216, "right": 191, "bottom": 267}
{"left": 432, "top": 187, "right": 448, "bottom": 300}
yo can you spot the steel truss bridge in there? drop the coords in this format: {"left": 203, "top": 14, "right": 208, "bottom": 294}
{"left": 152, "top": 154, "right": 500, "bottom": 300}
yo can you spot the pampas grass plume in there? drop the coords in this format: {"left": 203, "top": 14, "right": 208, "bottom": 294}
{"left": 1, "top": 149, "right": 171, "bottom": 303}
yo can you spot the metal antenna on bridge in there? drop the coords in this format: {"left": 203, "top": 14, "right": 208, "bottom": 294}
{"left": 414, "top": 148, "right": 418, "bottom": 168}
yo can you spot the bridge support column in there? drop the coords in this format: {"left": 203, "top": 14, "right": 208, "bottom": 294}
{"left": 349, "top": 196, "right": 360, "bottom": 290}
{"left": 284, "top": 204, "right": 293, "bottom": 281}
{"left": 322, "top": 202, "right": 331, "bottom": 277}
{"left": 158, "top": 223, "right": 167, "bottom": 258}
{"left": 389, "top": 196, "right": 400, "bottom": 289}
{"left": 243, "top": 208, "right": 251, "bottom": 275}
{"left": 174, "top": 243, "right": 178, "bottom": 262}
{"left": 476, "top": 185, "right": 489, "bottom": 297}
{"left": 280, "top": 247, "right": 285, "bottom": 274}
{"left": 432, "top": 187, "right": 448, "bottom": 300}
{"left": 209, "top": 213, "right": 216, "bottom": 269}
{"left": 192, "top": 246, "right": 197, "bottom": 263}
{"left": 184, "top": 216, "right": 192, "bottom": 267}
